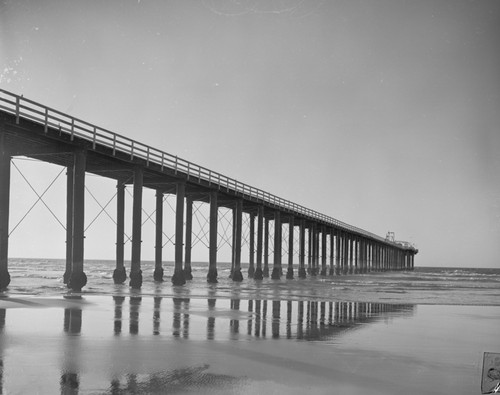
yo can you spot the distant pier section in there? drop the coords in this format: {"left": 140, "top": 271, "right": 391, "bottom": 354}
{"left": 0, "top": 89, "right": 418, "bottom": 291}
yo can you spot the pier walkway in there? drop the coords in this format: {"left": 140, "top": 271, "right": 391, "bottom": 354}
{"left": 0, "top": 89, "right": 418, "bottom": 291}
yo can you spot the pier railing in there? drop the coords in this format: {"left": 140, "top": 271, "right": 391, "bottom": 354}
{"left": 0, "top": 89, "right": 414, "bottom": 249}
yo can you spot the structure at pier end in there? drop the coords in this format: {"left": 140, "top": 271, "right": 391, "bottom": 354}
{"left": 0, "top": 89, "right": 418, "bottom": 291}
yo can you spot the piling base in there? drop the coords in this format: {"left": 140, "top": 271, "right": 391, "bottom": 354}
{"left": 247, "top": 266, "right": 255, "bottom": 279}
{"left": 68, "top": 271, "right": 87, "bottom": 292}
{"left": 253, "top": 268, "right": 263, "bottom": 280}
{"left": 231, "top": 269, "right": 243, "bottom": 282}
{"left": 0, "top": 270, "right": 10, "bottom": 290}
{"left": 329, "top": 267, "right": 335, "bottom": 276}
{"left": 263, "top": 266, "right": 269, "bottom": 277}
{"left": 129, "top": 270, "right": 143, "bottom": 289}
{"left": 320, "top": 268, "right": 327, "bottom": 276}
{"left": 310, "top": 268, "right": 318, "bottom": 276}
{"left": 61, "top": 373, "right": 79, "bottom": 392}
{"left": 171, "top": 269, "right": 186, "bottom": 286}
{"left": 113, "top": 267, "right": 127, "bottom": 284}
{"left": 207, "top": 268, "right": 218, "bottom": 283}
{"left": 63, "top": 270, "right": 71, "bottom": 285}
{"left": 153, "top": 267, "right": 164, "bottom": 282}
{"left": 271, "top": 267, "right": 281, "bottom": 280}
{"left": 184, "top": 268, "right": 193, "bottom": 281}
{"left": 335, "top": 267, "right": 341, "bottom": 275}
{"left": 298, "top": 267, "right": 307, "bottom": 278}
{"left": 286, "top": 268, "right": 294, "bottom": 279}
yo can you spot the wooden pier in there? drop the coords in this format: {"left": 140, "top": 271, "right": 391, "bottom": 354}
{"left": 0, "top": 89, "right": 418, "bottom": 291}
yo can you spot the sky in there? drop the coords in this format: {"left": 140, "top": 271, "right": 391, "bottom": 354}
{"left": 1, "top": 0, "right": 499, "bottom": 268}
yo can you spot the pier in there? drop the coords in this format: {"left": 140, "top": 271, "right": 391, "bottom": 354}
{"left": 0, "top": 89, "right": 418, "bottom": 291}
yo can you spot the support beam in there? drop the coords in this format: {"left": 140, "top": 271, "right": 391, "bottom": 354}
{"left": 307, "top": 226, "right": 312, "bottom": 274}
{"left": 68, "top": 149, "right": 87, "bottom": 291}
{"left": 329, "top": 229, "right": 334, "bottom": 275}
{"left": 207, "top": 191, "right": 218, "bottom": 283}
{"left": 231, "top": 199, "right": 243, "bottom": 281}
{"left": 343, "top": 233, "right": 349, "bottom": 275}
{"left": 335, "top": 230, "right": 341, "bottom": 275}
{"left": 298, "top": 219, "right": 306, "bottom": 278}
{"left": 311, "top": 224, "right": 318, "bottom": 276}
{"left": 172, "top": 182, "right": 186, "bottom": 285}
{"left": 254, "top": 205, "right": 264, "bottom": 280}
{"left": 349, "top": 235, "right": 354, "bottom": 274}
{"left": 320, "top": 227, "right": 327, "bottom": 276}
{"left": 354, "top": 237, "right": 359, "bottom": 274}
{"left": 113, "top": 180, "right": 127, "bottom": 283}
{"left": 271, "top": 211, "right": 281, "bottom": 279}
{"left": 129, "top": 167, "right": 143, "bottom": 289}
{"left": 360, "top": 238, "right": 365, "bottom": 274}
{"left": 286, "top": 216, "right": 294, "bottom": 279}
{"left": 263, "top": 217, "right": 269, "bottom": 277}
{"left": 248, "top": 213, "right": 255, "bottom": 278}
{"left": 184, "top": 196, "right": 193, "bottom": 280}
{"left": 0, "top": 135, "right": 11, "bottom": 290}
{"left": 230, "top": 206, "right": 236, "bottom": 277}
{"left": 64, "top": 164, "right": 73, "bottom": 284}
{"left": 153, "top": 189, "right": 164, "bottom": 282}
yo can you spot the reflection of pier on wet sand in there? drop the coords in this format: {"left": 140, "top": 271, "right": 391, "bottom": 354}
{"left": 0, "top": 296, "right": 498, "bottom": 394}
{"left": 110, "top": 297, "right": 415, "bottom": 341}
{"left": 0, "top": 297, "right": 414, "bottom": 394}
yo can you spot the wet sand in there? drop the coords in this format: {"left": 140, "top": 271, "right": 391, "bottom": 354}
{"left": 0, "top": 294, "right": 498, "bottom": 394}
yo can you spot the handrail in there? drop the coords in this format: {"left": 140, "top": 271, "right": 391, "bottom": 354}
{"left": 0, "top": 89, "right": 416, "bottom": 250}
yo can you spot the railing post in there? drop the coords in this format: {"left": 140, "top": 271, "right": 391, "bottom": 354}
{"left": 70, "top": 118, "right": 75, "bottom": 141}
{"left": 44, "top": 108, "right": 48, "bottom": 134}
{"left": 92, "top": 127, "right": 97, "bottom": 149}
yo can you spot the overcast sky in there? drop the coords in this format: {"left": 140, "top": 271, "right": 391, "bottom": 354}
{"left": 1, "top": 0, "right": 499, "bottom": 268}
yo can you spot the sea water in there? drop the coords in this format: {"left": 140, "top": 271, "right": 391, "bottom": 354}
{"left": 5, "top": 258, "right": 500, "bottom": 305}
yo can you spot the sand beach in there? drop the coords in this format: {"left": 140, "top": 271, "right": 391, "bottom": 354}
{"left": 0, "top": 270, "right": 499, "bottom": 395}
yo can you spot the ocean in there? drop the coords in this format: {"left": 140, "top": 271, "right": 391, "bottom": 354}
{"left": 1, "top": 260, "right": 499, "bottom": 394}
{"left": 5, "top": 258, "right": 500, "bottom": 305}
